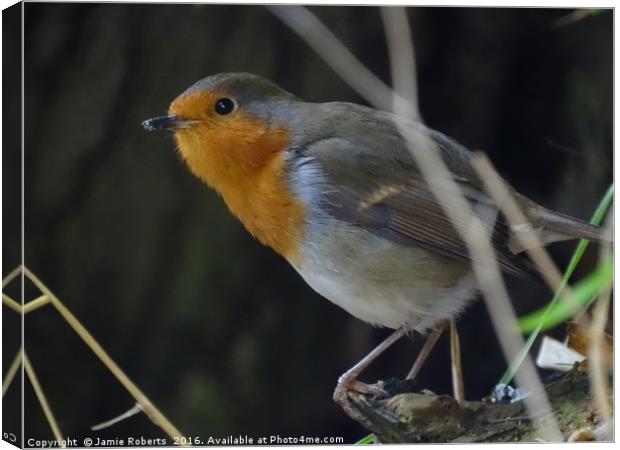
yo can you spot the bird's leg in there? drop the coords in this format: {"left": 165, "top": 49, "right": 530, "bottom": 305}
{"left": 406, "top": 320, "right": 448, "bottom": 380}
{"left": 449, "top": 319, "right": 465, "bottom": 403}
{"left": 333, "top": 327, "right": 407, "bottom": 429}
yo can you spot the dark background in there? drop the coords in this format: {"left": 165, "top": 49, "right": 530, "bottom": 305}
{"left": 2, "top": 3, "right": 612, "bottom": 445}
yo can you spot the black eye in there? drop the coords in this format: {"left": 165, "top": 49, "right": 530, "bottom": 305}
{"left": 214, "top": 98, "right": 235, "bottom": 115}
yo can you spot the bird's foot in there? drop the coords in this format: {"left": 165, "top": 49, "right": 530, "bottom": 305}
{"left": 333, "top": 376, "right": 387, "bottom": 432}
{"left": 332, "top": 328, "right": 407, "bottom": 432}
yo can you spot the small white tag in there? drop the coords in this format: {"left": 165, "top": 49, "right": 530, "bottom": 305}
{"left": 536, "top": 336, "right": 585, "bottom": 372}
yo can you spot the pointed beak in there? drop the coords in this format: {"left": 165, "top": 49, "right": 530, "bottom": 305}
{"left": 142, "top": 115, "right": 194, "bottom": 132}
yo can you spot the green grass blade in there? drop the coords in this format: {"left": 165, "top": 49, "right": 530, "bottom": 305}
{"left": 519, "top": 254, "right": 613, "bottom": 332}
{"left": 355, "top": 434, "right": 376, "bottom": 445}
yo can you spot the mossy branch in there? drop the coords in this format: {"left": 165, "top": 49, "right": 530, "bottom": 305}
{"left": 348, "top": 366, "right": 608, "bottom": 443}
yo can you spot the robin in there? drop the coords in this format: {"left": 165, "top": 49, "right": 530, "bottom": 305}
{"left": 143, "top": 72, "right": 606, "bottom": 426}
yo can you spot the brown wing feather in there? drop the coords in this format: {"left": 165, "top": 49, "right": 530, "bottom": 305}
{"left": 325, "top": 178, "right": 532, "bottom": 278}
{"left": 295, "top": 123, "right": 534, "bottom": 279}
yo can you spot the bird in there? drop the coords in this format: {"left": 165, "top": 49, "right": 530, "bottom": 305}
{"left": 143, "top": 72, "right": 606, "bottom": 426}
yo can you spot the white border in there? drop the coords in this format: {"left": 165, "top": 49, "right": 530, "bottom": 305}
{"left": 0, "top": 2, "right": 616, "bottom": 450}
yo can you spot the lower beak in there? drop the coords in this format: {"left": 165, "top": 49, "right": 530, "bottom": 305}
{"left": 142, "top": 115, "right": 194, "bottom": 132}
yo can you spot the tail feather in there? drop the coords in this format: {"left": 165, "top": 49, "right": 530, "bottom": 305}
{"left": 508, "top": 206, "right": 611, "bottom": 254}
{"left": 535, "top": 208, "right": 605, "bottom": 240}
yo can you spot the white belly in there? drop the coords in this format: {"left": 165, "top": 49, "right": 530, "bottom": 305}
{"left": 291, "top": 220, "right": 478, "bottom": 331}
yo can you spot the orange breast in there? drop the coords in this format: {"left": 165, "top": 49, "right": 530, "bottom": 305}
{"left": 170, "top": 97, "right": 305, "bottom": 264}
{"left": 226, "top": 149, "right": 306, "bottom": 263}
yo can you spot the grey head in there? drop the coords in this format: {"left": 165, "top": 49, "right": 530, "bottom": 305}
{"left": 177, "top": 72, "right": 299, "bottom": 105}
{"left": 143, "top": 72, "right": 301, "bottom": 132}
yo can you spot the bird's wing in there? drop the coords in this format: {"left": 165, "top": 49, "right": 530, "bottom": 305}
{"left": 295, "top": 127, "right": 534, "bottom": 279}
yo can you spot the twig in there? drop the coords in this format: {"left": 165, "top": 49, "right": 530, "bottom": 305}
{"left": 91, "top": 403, "right": 144, "bottom": 431}
{"left": 379, "top": 6, "right": 420, "bottom": 121}
{"left": 23, "top": 294, "right": 51, "bottom": 314}
{"left": 2, "top": 348, "right": 23, "bottom": 397}
{"left": 2, "top": 265, "right": 22, "bottom": 288}
{"left": 587, "top": 209, "right": 613, "bottom": 439}
{"left": 449, "top": 320, "right": 465, "bottom": 404}
{"left": 22, "top": 266, "right": 187, "bottom": 442}
{"left": 2, "top": 293, "right": 21, "bottom": 313}
{"left": 23, "top": 352, "right": 65, "bottom": 445}
{"left": 266, "top": 5, "right": 399, "bottom": 112}
{"left": 460, "top": 209, "right": 561, "bottom": 441}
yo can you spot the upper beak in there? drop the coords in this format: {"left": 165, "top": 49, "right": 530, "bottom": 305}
{"left": 142, "top": 114, "right": 193, "bottom": 132}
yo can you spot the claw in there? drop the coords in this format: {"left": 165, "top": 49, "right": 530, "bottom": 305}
{"left": 333, "top": 378, "right": 385, "bottom": 432}
{"left": 349, "top": 380, "right": 387, "bottom": 397}
{"left": 332, "top": 328, "right": 407, "bottom": 431}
